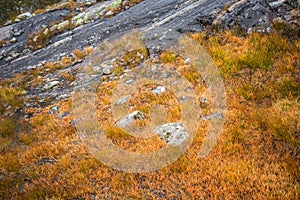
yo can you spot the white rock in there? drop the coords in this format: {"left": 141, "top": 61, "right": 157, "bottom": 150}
{"left": 15, "top": 12, "right": 33, "bottom": 21}
{"left": 152, "top": 86, "right": 166, "bottom": 95}
{"left": 105, "top": 10, "right": 114, "bottom": 17}
{"left": 44, "top": 81, "right": 60, "bottom": 90}
{"left": 155, "top": 122, "right": 189, "bottom": 145}
{"left": 116, "top": 111, "right": 145, "bottom": 128}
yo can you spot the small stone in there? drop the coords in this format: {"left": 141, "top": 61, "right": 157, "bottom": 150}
{"left": 49, "top": 105, "right": 60, "bottom": 115}
{"left": 115, "top": 97, "right": 128, "bottom": 105}
{"left": 200, "top": 97, "right": 208, "bottom": 104}
{"left": 10, "top": 37, "right": 17, "bottom": 43}
{"left": 44, "top": 81, "right": 60, "bottom": 90}
{"left": 268, "top": 0, "right": 286, "bottom": 9}
{"left": 152, "top": 86, "right": 166, "bottom": 95}
{"left": 116, "top": 111, "right": 145, "bottom": 128}
{"left": 102, "top": 64, "right": 114, "bottom": 75}
{"left": 26, "top": 65, "right": 37, "bottom": 70}
{"left": 201, "top": 112, "right": 224, "bottom": 120}
{"left": 184, "top": 58, "right": 191, "bottom": 64}
{"left": 154, "top": 122, "right": 189, "bottom": 146}
{"left": 125, "top": 79, "right": 135, "bottom": 85}
{"left": 58, "top": 111, "right": 70, "bottom": 119}
{"left": 36, "top": 157, "right": 55, "bottom": 165}
{"left": 10, "top": 51, "right": 20, "bottom": 58}
{"left": 15, "top": 12, "right": 33, "bottom": 21}
{"left": 93, "top": 65, "right": 101, "bottom": 72}
{"left": 106, "top": 10, "right": 114, "bottom": 17}
{"left": 12, "top": 28, "right": 24, "bottom": 36}
{"left": 179, "top": 96, "right": 192, "bottom": 102}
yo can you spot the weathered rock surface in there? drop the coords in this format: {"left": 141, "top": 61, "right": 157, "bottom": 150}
{"left": 155, "top": 122, "right": 189, "bottom": 145}
{"left": 116, "top": 110, "right": 146, "bottom": 128}
{"left": 0, "top": 0, "right": 298, "bottom": 79}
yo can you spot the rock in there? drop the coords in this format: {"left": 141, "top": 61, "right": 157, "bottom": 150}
{"left": 49, "top": 105, "right": 60, "bottom": 114}
{"left": 102, "top": 64, "right": 114, "bottom": 75}
{"left": 184, "top": 57, "right": 191, "bottom": 64}
{"left": 26, "top": 65, "right": 37, "bottom": 70}
{"left": 268, "top": 0, "right": 286, "bottom": 9}
{"left": 58, "top": 111, "right": 70, "bottom": 119}
{"left": 125, "top": 79, "right": 135, "bottom": 85}
{"left": 0, "top": 25, "right": 12, "bottom": 40}
{"left": 179, "top": 96, "right": 192, "bottom": 103}
{"left": 116, "top": 111, "right": 145, "bottom": 128}
{"left": 105, "top": 10, "right": 114, "bottom": 17}
{"left": 154, "top": 122, "right": 189, "bottom": 145}
{"left": 36, "top": 157, "right": 55, "bottom": 165}
{"left": 15, "top": 12, "right": 33, "bottom": 21}
{"left": 152, "top": 86, "right": 166, "bottom": 95}
{"left": 77, "top": 0, "right": 96, "bottom": 4}
{"left": 115, "top": 97, "right": 128, "bottom": 105}
{"left": 9, "top": 37, "right": 17, "bottom": 43}
{"left": 10, "top": 52, "right": 20, "bottom": 59}
{"left": 201, "top": 112, "right": 224, "bottom": 120}
{"left": 43, "top": 81, "right": 60, "bottom": 90}
{"left": 200, "top": 97, "right": 208, "bottom": 104}
{"left": 11, "top": 27, "right": 24, "bottom": 36}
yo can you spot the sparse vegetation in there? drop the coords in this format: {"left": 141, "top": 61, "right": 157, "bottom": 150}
{"left": 73, "top": 48, "right": 86, "bottom": 60}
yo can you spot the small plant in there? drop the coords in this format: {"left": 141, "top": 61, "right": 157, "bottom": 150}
{"left": 73, "top": 49, "right": 86, "bottom": 60}
{"left": 84, "top": 46, "right": 94, "bottom": 55}
{"left": 113, "top": 66, "right": 124, "bottom": 75}
{"left": 61, "top": 56, "right": 73, "bottom": 66}
{"left": 160, "top": 51, "right": 177, "bottom": 63}
{"left": 110, "top": 0, "right": 122, "bottom": 11}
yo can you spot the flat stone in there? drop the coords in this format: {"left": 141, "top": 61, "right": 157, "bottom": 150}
{"left": 0, "top": 25, "right": 12, "bottom": 40}
{"left": 15, "top": 12, "right": 33, "bottom": 21}
{"left": 116, "top": 111, "right": 145, "bottom": 128}
{"left": 154, "top": 122, "right": 189, "bottom": 145}
{"left": 102, "top": 64, "right": 114, "bottom": 75}
{"left": 44, "top": 81, "right": 60, "bottom": 90}
{"left": 268, "top": 0, "right": 286, "bottom": 9}
{"left": 201, "top": 112, "right": 224, "bottom": 120}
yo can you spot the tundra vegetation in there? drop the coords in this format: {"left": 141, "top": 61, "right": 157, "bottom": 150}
{"left": 0, "top": 1, "right": 299, "bottom": 199}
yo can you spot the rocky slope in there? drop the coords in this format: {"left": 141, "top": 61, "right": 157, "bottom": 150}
{"left": 0, "top": 0, "right": 299, "bottom": 109}
{"left": 1, "top": 0, "right": 299, "bottom": 77}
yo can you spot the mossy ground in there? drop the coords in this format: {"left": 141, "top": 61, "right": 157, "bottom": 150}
{"left": 0, "top": 31, "right": 299, "bottom": 199}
